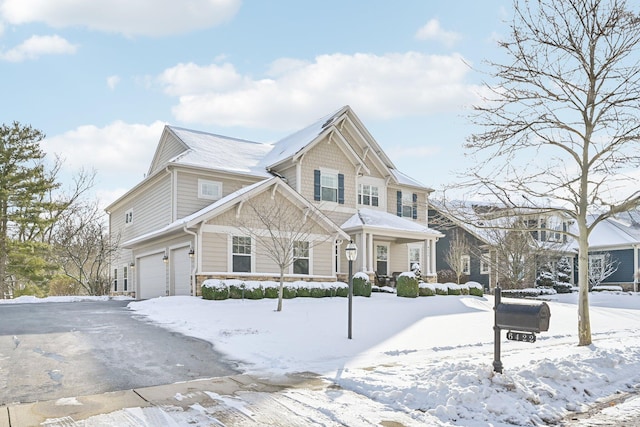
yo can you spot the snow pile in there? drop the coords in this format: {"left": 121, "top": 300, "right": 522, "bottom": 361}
{"left": 0, "top": 295, "right": 133, "bottom": 304}
{"left": 129, "top": 292, "right": 640, "bottom": 426}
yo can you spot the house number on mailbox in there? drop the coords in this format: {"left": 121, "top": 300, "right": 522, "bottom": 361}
{"left": 506, "top": 331, "right": 536, "bottom": 343}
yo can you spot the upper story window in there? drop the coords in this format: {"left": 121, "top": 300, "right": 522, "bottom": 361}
{"left": 527, "top": 216, "right": 567, "bottom": 243}
{"left": 125, "top": 209, "right": 133, "bottom": 226}
{"left": 314, "top": 169, "right": 344, "bottom": 204}
{"left": 358, "top": 184, "right": 379, "bottom": 207}
{"left": 199, "top": 179, "right": 222, "bottom": 200}
{"left": 396, "top": 191, "right": 418, "bottom": 219}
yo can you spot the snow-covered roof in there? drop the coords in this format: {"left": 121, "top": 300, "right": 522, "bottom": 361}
{"left": 390, "top": 169, "right": 429, "bottom": 189}
{"left": 342, "top": 208, "right": 443, "bottom": 237}
{"left": 258, "top": 107, "right": 346, "bottom": 168}
{"left": 169, "top": 126, "right": 273, "bottom": 177}
{"left": 588, "top": 213, "right": 640, "bottom": 249}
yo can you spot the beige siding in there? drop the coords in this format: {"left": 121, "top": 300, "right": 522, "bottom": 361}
{"left": 201, "top": 232, "right": 228, "bottom": 272}
{"left": 312, "top": 241, "right": 333, "bottom": 276}
{"left": 110, "top": 174, "right": 172, "bottom": 258}
{"left": 389, "top": 243, "right": 409, "bottom": 274}
{"left": 278, "top": 164, "right": 297, "bottom": 192}
{"left": 386, "top": 187, "right": 428, "bottom": 223}
{"left": 176, "top": 170, "right": 260, "bottom": 219}
{"left": 150, "top": 134, "right": 186, "bottom": 174}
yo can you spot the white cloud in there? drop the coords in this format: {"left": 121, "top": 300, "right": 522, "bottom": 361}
{"left": 42, "top": 121, "right": 166, "bottom": 204}
{"left": 106, "top": 75, "right": 121, "bottom": 90}
{"left": 0, "top": 0, "right": 241, "bottom": 37}
{"left": 415, "top": 19, "right": 462, "bottom": 47}
{"left": 158, "top": 52, "right": 482, "bottom": 131}
{"left": 1, "top": 34, "right": 77, "bottom": 62}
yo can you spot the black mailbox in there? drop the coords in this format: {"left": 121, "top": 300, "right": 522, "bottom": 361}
{"left": 496, "top": 302, "right": 550, "bottom": 333}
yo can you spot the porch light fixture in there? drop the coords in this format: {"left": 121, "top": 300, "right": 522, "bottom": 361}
{"left": 162, "top": 252, "right": 169, "bottom": 263}
{"left": 130, "top": 262, "right": 135, "bottom": 268}
{"left": 345, "top": 240, "right": 358, "bottom": 339}
{"left": 189, "top": 247, "right": 195, "bottom": 258}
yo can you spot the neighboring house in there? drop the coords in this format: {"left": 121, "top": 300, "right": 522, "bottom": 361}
{"left": 585, "top": 211, "right": 640, "bottom": 290}
{"left": 106, "top": 106, "right": 443, "bottom": 299}
{"left": 429, "top": 202, "right": 576, "bottom": 290}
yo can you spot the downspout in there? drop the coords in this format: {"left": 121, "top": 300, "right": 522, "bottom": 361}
{"left": 184, "top": 226, "right": 198, "bottom": 297}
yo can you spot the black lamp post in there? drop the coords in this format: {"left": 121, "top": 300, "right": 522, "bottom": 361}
{"left": 345, "top": 240, "right": 358, "bottom": 339}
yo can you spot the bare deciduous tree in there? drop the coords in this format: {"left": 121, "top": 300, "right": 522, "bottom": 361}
{"left": 444, "top": 230, "right": 470, "bottom": 284}
{"left": 588, "top": 252, "right": 620, "bottom": 289}
{"left": 462, "top": 0, "right": 640, "bottom": 345}
{"left": 235, "top": 188, "right": 338, "bottom": 312}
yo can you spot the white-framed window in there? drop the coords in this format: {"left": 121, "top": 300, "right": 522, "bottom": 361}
{"left": 589, "top": 254, "right": 604, "bottom": 279}
{"left": 358, "top": 184, "right": 380, "bottom": 207}
{"left": 113, "top": 268, "right": 118, "bottom": 292}
{"left": 199, "top": 179, "right": 222, "bottom": 200}
{"left": 293, "top": 241, "right": 310, "bottom": 275}
{"left": 408, "top": 244, "right": 422, "bottom": 271}
{"left": 480, "top": 253, "right": 490, "bottom": 274}
{"left": 321, "top": 171, "right": 338, "bottom": 202}
{"left": 232, "top": 236, "right": 252, "bottom": 273}
{"left": 402, "top": 193, "right": 414, "bottom": 218}
{"left": 123, "top": 265, "right": 128, "bottom": 291}
{"left": 461, "top": 255, "right": 471, "bottom": 275}
{"left": 124, "top": 209, "right": 133, "bottom": 226}
{"left": 376, "top": 244, "right": 389, "bottom": 275}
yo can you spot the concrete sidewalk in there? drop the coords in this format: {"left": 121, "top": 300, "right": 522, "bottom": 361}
{"left": 0, "top": 373, "right": 333, "bottom": 427}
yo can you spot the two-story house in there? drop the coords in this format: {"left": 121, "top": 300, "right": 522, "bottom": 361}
{"left": 106, "top": 106, "right": 443, "bottom": 299}
{"left": 429, "top": 201, "right": 576, "bottom": 290}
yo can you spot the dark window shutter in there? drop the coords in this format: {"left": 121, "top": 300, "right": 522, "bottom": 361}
{"left": 412, "top": 193, "right": 418, "bottom": 220}
{"left": 338, "top": 174, "right": 345, "bottom": 204}
{"left": 314, "top": 170, "right": 321, "bottom": 201}
{"left": 397, "top": 191, "right": 402, "bottom": 217}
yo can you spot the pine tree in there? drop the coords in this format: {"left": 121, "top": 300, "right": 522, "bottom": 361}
{"left": 0, "top": 122, "right": 59, "bottom": 298}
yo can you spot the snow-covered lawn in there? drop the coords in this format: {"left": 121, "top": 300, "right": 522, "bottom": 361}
{"left": 6, "top": 291, "right": 640, "bottom": 425}
{"left": 123, "top": 291, "right": 640, "bottom": 426}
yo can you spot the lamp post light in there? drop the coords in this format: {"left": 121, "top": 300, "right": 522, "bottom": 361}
{"left": 345, "top": 240, "right": 358, "bottom": 339}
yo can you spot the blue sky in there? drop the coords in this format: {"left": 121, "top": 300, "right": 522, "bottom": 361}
{"left": 0, "top": 0, "right": 511, "bottom": 205}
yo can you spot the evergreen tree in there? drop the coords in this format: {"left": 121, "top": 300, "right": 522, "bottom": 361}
{"left": 0, "top": 122, "right": 59, "bottom": 298}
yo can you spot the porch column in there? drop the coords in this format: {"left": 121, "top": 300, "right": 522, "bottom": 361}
{"left": 359, "top": 232, "right": 367, "bottom": 272}
{"left": 368, "top": 232, "right": 374, "bottom": 272}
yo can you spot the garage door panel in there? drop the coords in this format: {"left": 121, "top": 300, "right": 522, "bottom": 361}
{"left": 172, "top": 247, "right": 191, "bottom": 296}
{"left": 138, "top": 254, "right": 166, "bottom": 299}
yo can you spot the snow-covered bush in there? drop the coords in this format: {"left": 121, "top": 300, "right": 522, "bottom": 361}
{"left": 466, "top": 281, "right": 484, "bottom": 297}
{"left": 201, "top": 279, "right": 229, "bottom": 300}
{"left": 437, "top": 269, "right": 458, "bottom": 283}
{"left": 296, "top": 282, "right": 311, "bottom": 297}
{"left": 501, "top": 287, "right": 557, "bottom": 298}
{"left": 397, "top": 272, "right": 418, "bottom": 298}
{"left": 434, "top": 283, "right": 449, "bottom": 296}
{"left": 592, "top": 285, "right": 623, "bottom": 292}
{"left": 446, "top": 282, "right": 461, "bottom": 296}
{"left": 419, "top": 282, "right": 436, "bottom": 296}
{"left": 353, "top": 274, "right": 372, "bottom": 297}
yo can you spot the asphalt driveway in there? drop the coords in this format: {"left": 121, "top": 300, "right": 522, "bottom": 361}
{"left": 0, "top": 300, "right": 238, "bottom": 405}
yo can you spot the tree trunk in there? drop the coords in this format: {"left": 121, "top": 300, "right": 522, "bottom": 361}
{"left": 277, "top": 267, "right": 285, "bottom": 312}
{"left": 577, "top": 218, "right": 592, "bottom": 346}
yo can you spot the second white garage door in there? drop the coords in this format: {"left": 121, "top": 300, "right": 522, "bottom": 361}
{"left": 171, "top": 246, "right": 191, "bottom": 296}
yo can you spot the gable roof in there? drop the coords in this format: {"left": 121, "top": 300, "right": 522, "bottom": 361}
{"left": 342, "top": 208, "right": 443, "bottom": 238}
{"left": 588, "top": 213, "right": 640, "bottom": 249}
{"left": 166, "top": 126, "right": 273, "bottom": 177}
{"left": 122, "top": 177, "right": 348, "bottom": 248}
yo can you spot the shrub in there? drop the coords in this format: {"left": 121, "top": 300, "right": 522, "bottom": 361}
{"left": 397, "top": 273, "right": 418, "bottom": 298}
{"left": 419, "top": 283, "right": 435, "bottom": 296}
{"left": 201, "top": 280, "right": 229, "bottom": 300}
{"left": 447, "top": 283, "right": 461, "bottom": 296}
{"left": 335, "top": 283, "right": 349, "bottom": 297}
{"left": 264, "top": 285, "right": 279, "bottom": 299}
{"left": 296, "top": 284, "right": 311, "bottom": 298}
{"left": 466, "top": 281, "right": 484, "bottom": 297}
{"left": 553, "top": 282, "right": 573, "bottom": 294}
{"left": 229, "top": 283, "right": 246, "bottom": 299}
{"left": 434, "top": 283, "right": 449, "bottom": 295}
{"left": 282, "top": 284, "right": 297, "bottom": 299}
{"left": 437, "top": 269, "right": 458, "bottom": 283}
{"left": 353, "top": 276, "right": 372, "bottom": 297}
{"left": 310, "top": 287, "right": 326, "bottom": 298}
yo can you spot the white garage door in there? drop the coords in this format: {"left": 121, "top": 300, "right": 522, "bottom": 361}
{"left": 138, "top": 254, "right": 167, "bottom": 299}
{"left": 171, "top": 247, "right": 191, "bottom": 296}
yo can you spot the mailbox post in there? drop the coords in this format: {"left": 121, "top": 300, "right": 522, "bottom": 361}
{"left": 493, "top": 286, "right": 551, "bottom": 373}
